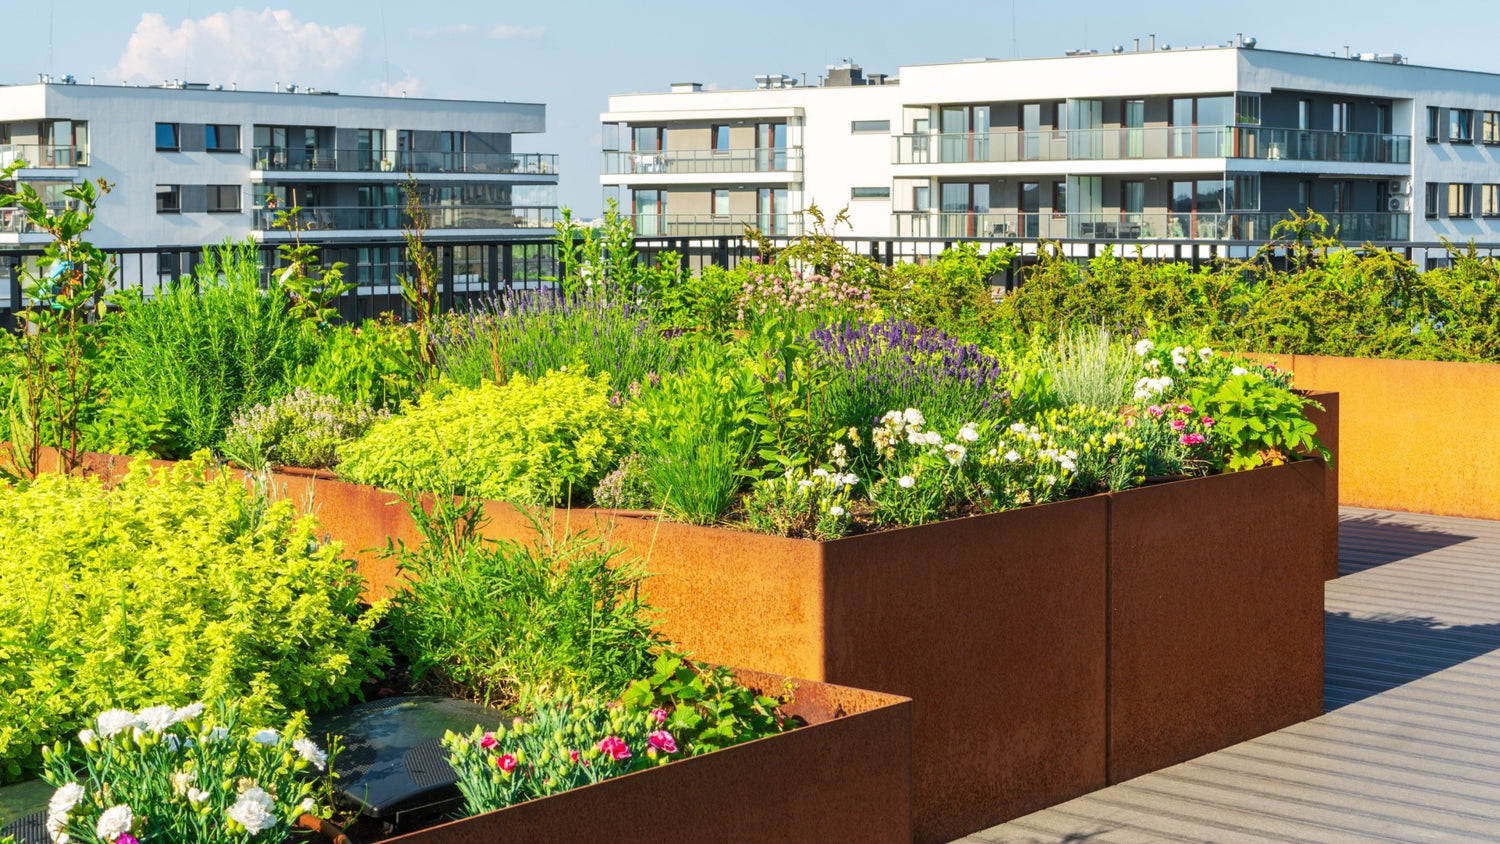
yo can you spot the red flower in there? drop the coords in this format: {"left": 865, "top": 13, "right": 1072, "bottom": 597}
{"left": 497, "top": 754, "right": 518, "bottom": 772}
{"left": 597, "top": 736, "right": 632, "bottom": 761}
{"left": 479, "top": 732, "right": 497, "bottom": 750}
{"left": 647, "top": 730, "right": 678, "bottom": 754}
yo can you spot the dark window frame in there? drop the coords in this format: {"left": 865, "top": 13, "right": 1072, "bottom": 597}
{"left": 850, "top": 119, "right": 891, "bottom": 134}
{"left": 206, "top": 184, "right": 241, "bottom": 213}
{"left": 850, "top": 186, "right": 891, "bottom": 200}
{"left": 204, "top": 124, "right": 241, "bottom": 153}
{"left": 155, "top": 184, "right": 181, "bottom": 213}
{"left": 155, "top": 122, "right": 180, "bottom": 151}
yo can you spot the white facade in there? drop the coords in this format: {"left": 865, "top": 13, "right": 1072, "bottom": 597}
{"left": 0, "top": 81, "right": 558, "bottom": 261}
{"left": 602, "top": 48, "right": 1500, "bottom": 245}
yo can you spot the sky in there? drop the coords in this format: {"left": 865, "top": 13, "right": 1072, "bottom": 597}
{"left": 2, "top": 1, "right": 1496, "bottom": 216}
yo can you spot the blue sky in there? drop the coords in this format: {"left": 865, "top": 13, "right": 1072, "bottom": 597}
{"left": 1, "top": 1, "right": 1493, "bottom": 215}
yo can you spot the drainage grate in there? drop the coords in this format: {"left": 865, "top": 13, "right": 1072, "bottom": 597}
{"left": 0, "top": 810, "right": 47, "bottom": 844}
{"left": 404, "top": 738, "right": 457, "bottom": 790}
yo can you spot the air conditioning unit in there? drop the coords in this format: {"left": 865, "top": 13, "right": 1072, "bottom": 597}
{"left": 1387, "top": 195, "right": 1409, "bottom": 212}
{"left": 1391, "top": 179, "right": 1411, "bottom": 195}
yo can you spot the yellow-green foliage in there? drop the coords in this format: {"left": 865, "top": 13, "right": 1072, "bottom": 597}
{"left": 0, "top": 457, "right": 386, "bottom": 783}
{"left": 338, "top": 369, "right": 630, "bottom": 504}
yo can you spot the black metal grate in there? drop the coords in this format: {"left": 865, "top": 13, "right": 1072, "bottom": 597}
{"left": 403, "top": 739, "right": 457, "bottom": 790}
{"left": 0, "top": 810, "right": 48, "bottom": 844}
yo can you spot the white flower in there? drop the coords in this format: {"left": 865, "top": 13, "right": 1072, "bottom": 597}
{"left": 828, "top": 505, "right": 847, "bottom": 518}
{"left": 1133, "top": 339, "right": 1154, "bottom": 356}
{"left": 299, "top": 797, "right": 317, "bottom": 814}
{"left": 1059, "top": 458, "right": 1077, "bottom": 472}
{"left": 251, "top": 729, "right": 280, "bottom": 746}
{"left": 1145, "top": 358, "right": 1162, "bottom": 371}
{"left": 811, "top": 467, "right": 830, "bottom": 480}
{"left": 1231, "top": 366, "right": 1249, "bottom": 376}
{"left": 923, "top": 431, "right": 943, "bottom": 447}
{"left": 96, "top": 710, "right": 139, "bottom": 738}
{"left": 174, "top": 702, "right": 206, "bottom": 723}
{"left": 46, "top": 813, "right": 70, "bottom": 844}
{"left": 76, "top": 729, "right": 96, "bottom": 747}
{"left": 797, "top": 478, "right": 815, "bottom": 492}
{"left": 897, "top": 475, "right": 915, "bottom": 489}
{"left": 49, "top": 783, "right": 84, "bottom": 817}
{"left": 880, "top": 410, "right": 903, "bottom": 429}
{"left": 1044, "top": 475, "right": 1058, "bottom": 486}
{"left": 204, "top": 726, "right": 231, "bottom": 742}
{"left": 187, "top": 788, "right": 210, "bottom": 805}
{"left": 171, "top": 771, "right": 195, "bottom": 796}
{"left": 943, "top": 443, "right": 967, "bottom": 466}
{"left": 1009, "top": 422, "right": 1028, "bottom": 434}
{"left": 227, "top": 789, "right": 277, "bottom": 835}
{"left": 293, "top": 737, "right": 328, "bottom": 771}
{"left": 902, "top": 408, "right": 925, "bottom": 427}
{"left": 95, "top": 805, "right": 134, "bottom": 841}
{"left": 1004, "top": 450, "right": 1021, "bottom": 463}
{"left": 137, "top": 705, "right": 176, "bottom": 733}
{"left": 1171, "top": 351, "right": 1188, "bottom": 370}
{"left": 839, "top": 473, "right": 859, "bottom": 488}
{"left": 957, "top": 424, "right": 980, "bottom": 443}
{"left": 1198, "top": 347, "right": 1213, "bottom": 361}
{"left": 906, "top": 430, "right": 927, "bottom": 446}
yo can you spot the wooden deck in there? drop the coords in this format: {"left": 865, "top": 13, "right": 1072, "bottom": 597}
{"left": 960, "top": 507, "right": 1500, "bottom": 843}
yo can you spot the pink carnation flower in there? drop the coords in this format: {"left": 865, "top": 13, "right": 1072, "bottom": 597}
{"left": 1170, "top": 419, "right": 1187, "bottom": 431}
{"left": 650, "top": 708, "right": 668, "bottom": 725}
{"left": 1146, "top": 405, "right": 1164, "bottom": 418}
{"left": 1178, "top": 404, "right": 1193, "bottom": 414}
{"left": 647, "top": 730, "right": 678, "bottom": 754}
{"left": 598, "top": 736, "right": 632, "bottom": 761}
{"left": 479, "top": 732, "right": 497, "bottom": 750}
{"left": 1201, "top": 416, "right": 1216, "bottom": 427}
{"left": 1180, "top": 433, "right": 1206, "bottom": 445}
{"left": 497, "top": 754, "right": 518, "bottom": 773}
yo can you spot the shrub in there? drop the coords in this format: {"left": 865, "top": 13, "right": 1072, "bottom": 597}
{"left": 591, "top": 453, "right": 654, "bottom": 511}
{"left": 338, "top": 369, "right": 630, "bottom": 504}
{"left": 0, "top": 458, "right": 386, "bottom": 783}
{"left": 876, "top": 243, "right": 1012, "bottom": 342}
{"left": 40, "top": 702, "right": 335, "bottom": 844}
{"left": 1037, "top": 326, "right": 1139, "bottom": 413}
{"left": 387, "top": 498, "right": 664, "bottom": 707}
{"left": 221, "top": 388, "right": 386, "bottom": 470}
{"left": 100, "top": 240, "right": 317, "bottom": 457}
{"left": 435, "top": 293, "right": 683, "bottom": 396}
{"left": 292, "top": 318, "right": 423, "bottom": 412}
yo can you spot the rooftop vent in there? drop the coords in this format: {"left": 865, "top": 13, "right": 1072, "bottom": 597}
{"left": 1357, "top": 52, "right": 1405, "bottom": 64}
{"left": 1064, "top": 49, "right": 1099, "bottom": 57}
{"left": 753, "top": 74, "right": 797, "bottom": 89}
{"left": 670, "top": 81, "right": 702, "bottom": 93}
{"left": 867, "top": 72, "right": 889, "bottom": 85}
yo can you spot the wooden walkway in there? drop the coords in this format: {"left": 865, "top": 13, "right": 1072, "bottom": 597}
{"left": 960, "top": 507, "right": 1500, "bottom": 843}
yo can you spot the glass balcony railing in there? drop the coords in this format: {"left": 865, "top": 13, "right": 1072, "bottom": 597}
{"left": 893, "top": 127, "right": 1411, "bottom": 165}
{"left": 893, "top": 210, "right": 1410, "bottom": 242}
{"left": 602, "top": 148, "right": 803, "bottom": 176}
{"left": 251, "top": 147, "right": 558, "bottom": 176}
{"left": 252, "top": 205, "right": 559, "bottom": 231}
{"left": 0, "top": 144, "right": 88, "bottom": 168}
{"left": 630, "top": 213, "right": 803, "bottom": 238}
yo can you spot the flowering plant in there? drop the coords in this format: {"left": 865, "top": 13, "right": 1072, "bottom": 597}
{"left": 221, "top": 388, "right": 386, "bottom": 470}
{"left": 736, "top": 265, "right": 873, "bottom": 327}
{"left": 744, "top": 465, "right": 857, "bottom": 540}
{"left": 443, "top": 697, "right": 678, "bottom": 815}
{"left": 38, "top": 702, "right": 333, "bottom": 844}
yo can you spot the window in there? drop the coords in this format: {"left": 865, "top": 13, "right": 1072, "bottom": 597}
{"left": 1331, "top": 180, "right": 1353, "bottom": 213}
{"left": 1485, "top": 112, "right": 1500, "bottom": 144}
{"left": 1449, "top": 182, "right": 1473, "bottom": 217}
{"left": 204, "top": 124, "right": 239, "bottom": 152}
{"left": 632, "top": 126, "right": 665, "bottom": 151}
{"left": 1426, "top": 182, "right": 1441, "bottom": 218}
{"left": 1121, "top": 181, "right": 1145, "bottom": 214}
{"left": 1298, "top": 100, "right": 1312, "bottom": 131}
{"left": 1052, "top": 181, "right": 1067, "bottom": 215}
{"left": 851, "top": 120, "right": 890, "bottom": 133}
{"left": 1298, "top": 180, "right": 1313, "bottom": 212}
{"left": 851, "top": 186, "right": 891, "bottom": 200}
{"left": 1235, "top": 94, "right": 1261, "bottom": 125}
{"left": 155, "top": 184, "right": 180, "bottom": 213}
{"left": 1331, "top": 102, "right": 1350, "bottom": 134}
{"left": 1427, "top": 106, "right": 1442, "bottom": 141}
{"left": 712, "top": 189, "right": 730, "bottom": 216}
{"left": 207, "top": 185, "right": 241, "bottom": 213}
{"left": 1229, "top": 174, "right": 1261, "bottom": 210}
{"left": 1451, "top": 109, "right": 1474, "bottom": 143}
{"left": 155, "top": 122, "right": 179, "bottom": 151}
{"left": 913, "top": 185, "right": 930, "bottom": 210}
{"left": 1483, "top": 184, "right": 1500, "bottom": 217}
{"left": 711, "top": 125, "right": 731, "bottom": 152}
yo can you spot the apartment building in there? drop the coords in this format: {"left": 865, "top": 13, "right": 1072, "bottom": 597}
{"left": 601, "top": 44, "right": 1500, "bottom": 246}
{"left": 0, "top": 78, "right": 558, "bottom": 280}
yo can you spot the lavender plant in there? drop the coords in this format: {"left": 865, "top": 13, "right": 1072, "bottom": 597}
{"left": 435, "top": 291, "right": 682, "bottom": 395}
{"left": 591, "top": 453, "right": 654, "bottom": 511}
{"left": 221, "top": 388, "right": 386, "bottom": 470}
{"left": 812, "top": 319, "right": 1013, "bottom": 436}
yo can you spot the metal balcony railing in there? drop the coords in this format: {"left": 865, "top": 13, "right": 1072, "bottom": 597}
{"left": 629, "top": 213, "right": 803, "bottom": 238}
{"left": 603, "top": 148, "right": 802, "bottom": 175}
{"left": 0, "top": 144, "right": 88, "bottom": 169}
{"left": 893, "top": 127, "right": 1411, "bottom": 165}
{"left": 893, "top": 210, "right": 1410, "bottom": 242}
{"left": 251, "top": 147, "right": 558, "bottom": 176}
{"left": 252, "top": 205, "right": 560, "bottom": 231}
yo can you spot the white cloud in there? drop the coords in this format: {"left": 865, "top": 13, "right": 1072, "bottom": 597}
{"left": 370, "top": 74, "right": 425, "bottom": 98}
{"left": 490, "top": 24, "right": 544, "bottom": 40}
{"left": 107, "top": 8, "right": 364, "bottom": 90}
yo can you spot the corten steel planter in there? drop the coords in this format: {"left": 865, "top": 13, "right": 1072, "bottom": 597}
{"left": 1299, "top": 390, "right": 1340, "bottom": 581}
{"left": 1260, "top": 353, "right": 1500, "bottom": 520}
{"left": 1105, "top": 459, "right": 1327, "bottom": 784}
{"left": 381, "top": 670, "right": 913, "bottom": 844}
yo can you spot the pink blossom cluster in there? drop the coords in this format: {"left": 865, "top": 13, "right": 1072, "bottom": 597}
{"left": 736, "top": 267, "right": 873, "bottom": 322}
{"left": 1145, "top": 402, "right": 1216, "bottom": 448}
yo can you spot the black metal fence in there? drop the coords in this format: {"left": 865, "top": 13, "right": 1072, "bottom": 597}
{"left": 2, "top": 233, "right": 1493, "bottom": 329}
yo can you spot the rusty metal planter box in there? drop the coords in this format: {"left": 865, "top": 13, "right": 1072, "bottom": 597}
{"left": 381, "top": 670, "right": 912, "bottom": 844}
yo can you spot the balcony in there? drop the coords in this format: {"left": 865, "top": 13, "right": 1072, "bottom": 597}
{"left": 0, "top": 144, "right": 88, "bottom": 169}
{"left": 251, "top": 147, "right": 557, "bottom": 176}
{"left": 892, "top": 128, "right": 1410, "bottom": 166}
{"left": 893, "top": 210, "right": 1410, "bottom": 242}
{"left": 602, "top": 148, "right": 803, "bottom": 176}
{"left": 631, "top": 213, "right": 803, "bottom": 238}
{"left": 252, "top": 205, "right": 559, "bottom": 232}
